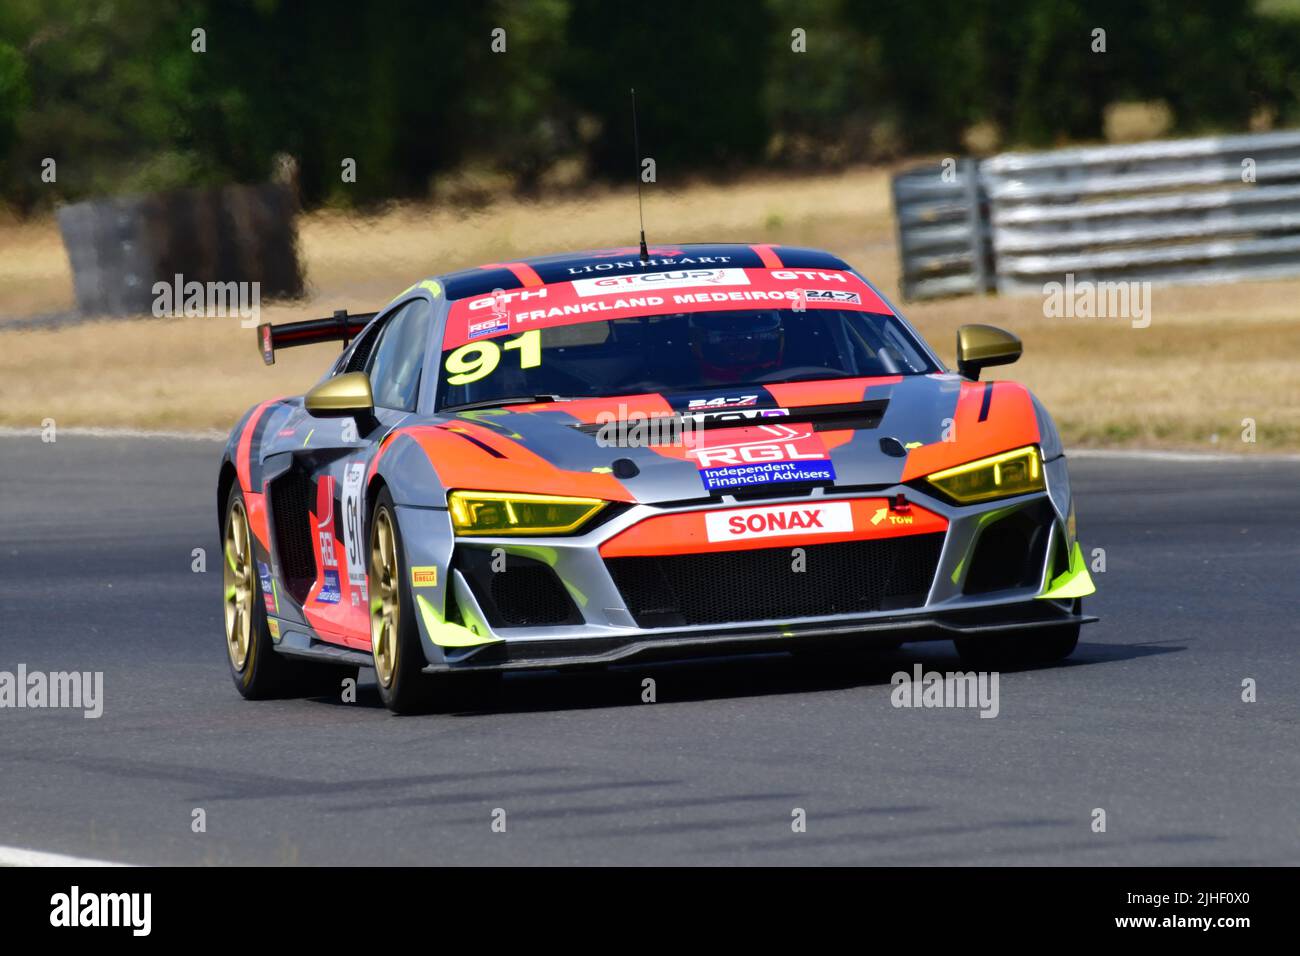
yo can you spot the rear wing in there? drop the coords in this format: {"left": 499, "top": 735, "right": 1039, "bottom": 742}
{"left": 256, "top": 309, "right": 377, "bottom": 365}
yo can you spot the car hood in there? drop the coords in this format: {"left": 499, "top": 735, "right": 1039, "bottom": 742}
{"left": 406, "top": 374, "right": 1045, "bottom": 505}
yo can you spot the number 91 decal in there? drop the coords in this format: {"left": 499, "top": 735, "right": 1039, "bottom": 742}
{"left": 444, "top": 329, "right": 541, "bottom": 384}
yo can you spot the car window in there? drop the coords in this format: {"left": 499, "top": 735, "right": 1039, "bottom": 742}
{"left": 367, "top": 299, "right": 431, "bottom": 411}
{"left": 435, "top": 308, "right": 936, "bottom": 410}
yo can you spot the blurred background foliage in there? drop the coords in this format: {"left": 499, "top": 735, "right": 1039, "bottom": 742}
{"left": 1, "top": 0, "right": 1298, "bottom": 214}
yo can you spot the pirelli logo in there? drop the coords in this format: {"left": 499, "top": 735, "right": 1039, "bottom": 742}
{"left": 410, "top": 566, "right": 438, "bottom": 587}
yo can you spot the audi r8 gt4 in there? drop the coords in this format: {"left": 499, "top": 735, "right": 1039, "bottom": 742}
{"left": 218, "top": 244, "right": 1096, "bottom": 712}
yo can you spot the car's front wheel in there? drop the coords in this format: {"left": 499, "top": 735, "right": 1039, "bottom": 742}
{"left": 369, "top": 488, "right": 440, "bottom": 713}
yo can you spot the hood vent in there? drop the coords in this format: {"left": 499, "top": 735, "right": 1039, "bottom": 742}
{"left": 570, "top": 398, "right": 889, "bottom": 442}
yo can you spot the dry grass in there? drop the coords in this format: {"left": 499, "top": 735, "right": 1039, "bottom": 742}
{"left": 0, "top": 215, "right": 77, "bottom": 317}
{"left": 904, "top": 296, "right": 1300, "bottom": 449}
{"left": 1, "top": 165, "right": 1298, "bottom": 450}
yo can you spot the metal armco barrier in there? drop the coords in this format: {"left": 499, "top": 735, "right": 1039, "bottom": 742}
{"left": 891, "top": 159, "right": 989, "bottom": 301}
{"left": 892, "top": 129, "right": 1300, "bottom": 299}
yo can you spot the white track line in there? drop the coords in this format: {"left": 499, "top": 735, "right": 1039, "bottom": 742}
{"left": 0, "top": 425, "right": 225, "bottom": 442}
{"left": 1069, "top": 448, "right": 1300, "bottom": 463}
{"left": 0, "top": 844, "right": 131, "bottom": 867}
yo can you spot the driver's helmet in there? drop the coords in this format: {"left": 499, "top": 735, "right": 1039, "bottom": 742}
{"left": 688, "top": 311, "right": 784, "bottom": 381}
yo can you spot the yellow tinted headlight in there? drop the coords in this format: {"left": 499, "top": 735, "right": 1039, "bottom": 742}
{"left": 448, "top": 491, "right": 606, "bottom": 536}
{"left": 925, "top": 446, "right": 1044, "bottom": 504}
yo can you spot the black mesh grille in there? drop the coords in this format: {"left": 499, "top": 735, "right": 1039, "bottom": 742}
{"left": 269, "top": 468, "right": 316, "bottom": 603}
{"left": 607, "top": 533, "right": 945, "bottom": 628}
{"left": 963, "top": 506, "right": 1051, "bottom": 595}
{"left": 490, "top": 563, "right": 576, "bottom": 626}
{"left": 457, "top": 549, "right": 581, "bottom": 627}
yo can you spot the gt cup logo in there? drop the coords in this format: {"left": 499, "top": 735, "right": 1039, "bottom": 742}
{"left": 705, "top": 501, "right": 853, "bottom": 542}
{"left": 571, "top": 269, "right": 750, "bottom": 297}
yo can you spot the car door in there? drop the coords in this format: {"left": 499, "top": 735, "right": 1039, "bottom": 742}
{"left": 296, "top": 297, "right": 433, "bottom": 648}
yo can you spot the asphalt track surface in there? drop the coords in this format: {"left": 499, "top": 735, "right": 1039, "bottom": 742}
{"left": 1, "top": 435, "right": 1297, "bottom": 866}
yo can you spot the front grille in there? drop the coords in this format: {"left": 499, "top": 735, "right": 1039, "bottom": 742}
{"left": 456, "top": 549, "right": 581, "bottom": 627}
{"left": 963, "top": 504, "right": 1051, "bottom": 595}
{"left": 269, "top": 467, "right": 316, "bottom": 603}
{"left": 607, "top": 533, "right": 945, "bottom": 628}
{"left": 489, "top": 563, "right": 575, "bottom": 625}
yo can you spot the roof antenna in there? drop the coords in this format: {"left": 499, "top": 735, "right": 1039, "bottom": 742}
{"left": 631, "top": 88, "right": 649, "bottom": 263}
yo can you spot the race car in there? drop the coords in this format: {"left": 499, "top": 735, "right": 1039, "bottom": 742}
{"left": 218, "top": 243, "right": 1095, "bottom": 712}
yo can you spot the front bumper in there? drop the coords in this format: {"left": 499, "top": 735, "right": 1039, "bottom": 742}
{"left": 411, "top": 455, "right": 1093, "bottom": 673}
{"left": 422, "top": 598, "right": 1093, "bottom": 672}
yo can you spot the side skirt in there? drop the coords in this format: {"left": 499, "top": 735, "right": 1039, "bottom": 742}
{"left": 273, "top": 627, "right": 374, "bottom": 668}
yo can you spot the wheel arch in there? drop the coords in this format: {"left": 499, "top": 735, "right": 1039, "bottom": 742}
{"left": 365, "top": 473, "right": 390, "bottom": 523}
{"left": 217, "top": 459, "right": 239, "bottom": 533}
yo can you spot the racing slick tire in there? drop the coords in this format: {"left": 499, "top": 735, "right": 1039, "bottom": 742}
{"left": 223, "top": 484, "right": 358, "bottom": 699}
{"left": 368, "top": 489, "right": 504, "bottom": 714}
{"left": 953, "top": 606, "right": 1082, "bottom": 670}
{"left": 369, "top": 488, "right": 441, "bottom": 714}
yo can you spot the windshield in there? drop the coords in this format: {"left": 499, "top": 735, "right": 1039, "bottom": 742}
{"left": 435, "top": 308, "right": 937, "bottom": 410}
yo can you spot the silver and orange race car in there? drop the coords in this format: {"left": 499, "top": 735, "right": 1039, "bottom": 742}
{"left": 218, "top": 244, "right": 1096, "bottom": 712}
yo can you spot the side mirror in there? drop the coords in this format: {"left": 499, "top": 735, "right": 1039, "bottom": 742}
{"left": 956, "top": 324, "right": 1022, "bottom": 380}
{"left": 305, "top": 372, "right": 377, "bottom": 431}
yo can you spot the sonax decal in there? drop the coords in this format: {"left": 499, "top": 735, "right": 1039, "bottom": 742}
{"left": 705, "top": 502, "right": 853, "bottom": 542}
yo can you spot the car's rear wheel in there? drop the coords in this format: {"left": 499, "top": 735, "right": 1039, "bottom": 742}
{"left": 369, "top": 488, "right": 440, "bottom": 713}
{"left": 223, "top": 484, "right": 356, "bottom": 699}
{"left": 954, "top": 618, "right": 1080, "bottom": 671}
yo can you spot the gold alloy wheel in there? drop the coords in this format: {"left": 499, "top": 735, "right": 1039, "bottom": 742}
{"left": 370, "top": 507, "right": 400, "bottom": 688}
{"left": 223, "top": 498, "right": 254, "bottom": 671}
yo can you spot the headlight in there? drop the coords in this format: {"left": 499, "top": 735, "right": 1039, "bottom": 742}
{"left": 925, "top": 445, "right": 1044, "bottom": 503}
{"left": 448, "top": 491, "right": 607, "bottom": 536}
